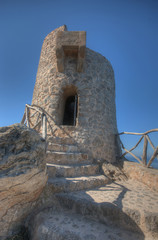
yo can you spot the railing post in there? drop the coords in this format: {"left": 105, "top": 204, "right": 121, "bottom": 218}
{"left": 142, "top": 135, "right": 148, "bottom": 166}
{"left": 147, "top": 147, "right": 158, "bottom": 168}
{"left": 42, "top": 113, "right": 47, "bottom": 139}
{"left": 21, "top": 108, "right": 26, "bottom": 124}
{"left": 26, "top": 106, "right": 30, "bottom": 128}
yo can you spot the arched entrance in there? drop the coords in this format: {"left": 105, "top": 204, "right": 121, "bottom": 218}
{"left": 63, "top": 95, "right": 78, "bottom": 126}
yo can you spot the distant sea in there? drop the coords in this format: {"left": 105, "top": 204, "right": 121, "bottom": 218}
{"left": 126, "top": 156, "right": 158, "bottom": 169}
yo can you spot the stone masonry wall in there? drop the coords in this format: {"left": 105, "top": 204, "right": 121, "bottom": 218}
{"left": 32, "top": 25, "right": 121, "bottom": 163}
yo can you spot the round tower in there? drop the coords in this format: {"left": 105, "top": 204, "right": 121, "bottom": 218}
{"left": 32, "top": 25, "right": 120, "bottom": 163}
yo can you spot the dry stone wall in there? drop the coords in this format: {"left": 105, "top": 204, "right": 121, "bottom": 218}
{"left": 32, "top": 25, "right": 121, "bottom": 162}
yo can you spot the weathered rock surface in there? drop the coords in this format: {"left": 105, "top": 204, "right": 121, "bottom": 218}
{"left": 29, "top": 208, "right": 145, "bottom": 240}
{"left": 57, "top": 180, "right": 158, "bottom": 232}
{"left": 0, "top": 124, "right": 48, "bottom": 239}
{"left": 101, "top": 161, "right": 127, "bottom": 181}
{"left": 123, "top": 160, "right": 158, "bottom": 192}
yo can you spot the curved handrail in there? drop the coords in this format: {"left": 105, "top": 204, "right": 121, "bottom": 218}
{"left": 21, "top": 104, "right": 78, "bottom": 142}
{"left": 21, "top": 104, "right": 49, "bottom": 139}
{"left": 117, "top": 129, "right": 158, "bottom": 168}
{"left": 118, "top": 129, "right": 158, "bottom": 136}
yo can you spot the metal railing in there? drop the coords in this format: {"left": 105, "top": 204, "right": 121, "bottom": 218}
{"left": 118, "top": 129, "right": 158, "bottom": 168}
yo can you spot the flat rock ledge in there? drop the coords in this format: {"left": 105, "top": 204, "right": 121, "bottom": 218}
{"left": 0, "top": 124, "right": 48, "bottom": 239}
{"left": 29, "top": 208, "right": 145, "bottom": 240}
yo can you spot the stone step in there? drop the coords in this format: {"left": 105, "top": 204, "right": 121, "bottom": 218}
{"left": 46, "top": 151, "right": 89, "bottom": 165}
{"left": 46, "top": 163, "right": 99, "bottom": 178}
{"left": 47, "top": 142, "right": 78, "bottom": 152}
{"left": 47, "top": 136, "right": 75, "bottom": 145}
{"left": 48, "top": 175, "right": 109, "bottom": 193}
{"left": 55, "top": 180, "right": 158, "bottom": 235}
{"left": 30, "top": 209, "right": 144, "bottom": 240}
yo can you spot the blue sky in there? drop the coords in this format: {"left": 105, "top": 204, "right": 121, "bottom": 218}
{"left": 0, "top": 0, "right": 157, "bottom": 159}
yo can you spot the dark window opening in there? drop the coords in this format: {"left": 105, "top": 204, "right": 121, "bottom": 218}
{"left": 63, "top": 95, "right": 78, "bottom": 126}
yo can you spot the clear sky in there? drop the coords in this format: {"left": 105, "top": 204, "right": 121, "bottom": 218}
{"left": 0, "top": 0, "right": 157, "bottom": 159}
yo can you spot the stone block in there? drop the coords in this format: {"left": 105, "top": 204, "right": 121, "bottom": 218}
{"left": 55, "top": 30, "right": 86, "bottom": 72}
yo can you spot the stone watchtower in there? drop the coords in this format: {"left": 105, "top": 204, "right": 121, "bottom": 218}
{"left": 32, "top": 25, "right": 120, "bottom": 163}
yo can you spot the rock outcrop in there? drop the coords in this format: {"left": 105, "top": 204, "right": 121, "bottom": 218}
{"left": 0, "top": 124, "right": 48, "bottom": 239}
{"left": 123, "top": 160, "right": 158, "bottom": 192}
{"left": 101, "top": 161, "right": 127, "bottom": 181}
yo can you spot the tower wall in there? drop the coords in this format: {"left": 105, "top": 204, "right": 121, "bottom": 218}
{"left": 32, "top": 25, "right": 120, "bottom": 163}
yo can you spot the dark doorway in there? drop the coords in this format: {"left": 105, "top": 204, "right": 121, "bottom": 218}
{"left": 63, "top": 95, "right": 78, "bottom": 126}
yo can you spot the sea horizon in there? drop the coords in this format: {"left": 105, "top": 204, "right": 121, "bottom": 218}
{"left": 125, "top": 156, "right": 158, "bottom": 169}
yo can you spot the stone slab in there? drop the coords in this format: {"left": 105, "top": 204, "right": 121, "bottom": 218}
{"left": 123, "top": 160, "right": 158, "bottom": 192}
{"left": 48, "top": 175, "right": 109, "bottom": 193}
{"left": 56, "top": 179, "right": 158, "bottom": 237}
{"left": 29, "top": 209, "right": 145, "bottom": 240}
{"left": 46, "top": 151, "right": 88, "bottom": 165}
{"left": 46, "top": 163, "right": 99, "bottom": 178}
{"left": 47, "top": 142, "right": 78, "bottom": 152}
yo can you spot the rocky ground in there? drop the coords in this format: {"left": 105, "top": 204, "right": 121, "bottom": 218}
{"left": 1, "top": 125, "right": 158, "bottom": 240}
{"left": 27, "top": 137, "right": 158, "bottom": 240}
{"left": 28, "top": 178, "right": 158, "bottom": 240}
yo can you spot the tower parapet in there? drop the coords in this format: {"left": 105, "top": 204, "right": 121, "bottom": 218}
{"left": 56, "top": 30, "right": 86, "bottom": 72}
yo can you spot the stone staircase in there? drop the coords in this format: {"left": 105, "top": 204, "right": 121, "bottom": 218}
{"left": 29, "top": 137, "right": 158, "bottom": 240}
{"left": 46, "top": 136, "right": 109, "bottom": 193}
